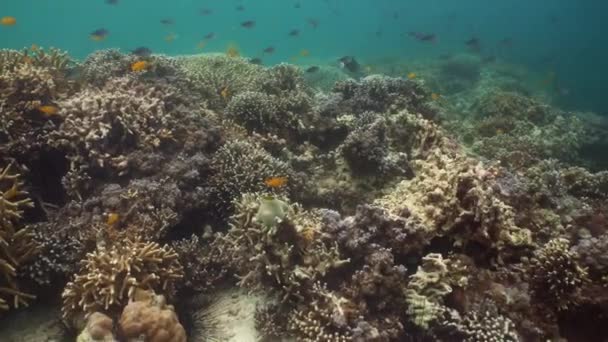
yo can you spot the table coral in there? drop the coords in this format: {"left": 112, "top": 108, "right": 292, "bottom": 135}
{"left": 0, "top": 163, "right": 39, "bottom": 311}
{"left": 61, "top": 238, "right": 184, "bottom": 322}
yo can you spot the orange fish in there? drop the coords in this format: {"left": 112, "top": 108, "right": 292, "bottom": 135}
{"left": 226, "top": 44, "right": 240, "bottom": 58}
{"left": 1, "top": 16, "right": 17, "bottom": 26}
{"left": 431, "top": 93, "right": 441, "bottom": 101}
{"left": 37, "top": 105, "right": 59, "bottom": 117}
{"left": 90, "top": 29, "right": 109, "bottom": 41}
{"left": 220, "top": 86, "right": 230, "bottom": 99}
{"left": 264, "top": 176, "right": 288, "bottom": 188}
{"left": 30, "top": 44, "right": 39, "bottom": 52}
{"left": 107, "top": 212, "right": 120, "bottom": 226}
{"left": 299, "top": 49, "right": 310, "bottom": 57}
{"left": 196, "top": 41, "right": 206, "bottom": 50}
{"left": 407, "top": 72, "right": 417, "bottom": 79}
{"left": 164, "top": 33, "right": 177, "bottom": 43}
{"left": 131, "top": 60, "right": 149, "bottom": 72}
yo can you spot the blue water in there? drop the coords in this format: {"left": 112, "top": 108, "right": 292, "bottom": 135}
{"left": 2, "top": 0, "right": 606, "bottom": 113}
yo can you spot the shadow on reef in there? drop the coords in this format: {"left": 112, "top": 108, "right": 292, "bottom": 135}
{"left": 1, "top": 47, "right": 608, "bottom": 341}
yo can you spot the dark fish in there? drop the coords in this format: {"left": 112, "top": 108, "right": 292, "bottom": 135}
{"left": 160, "top": 18, "right": 174, "bottom": 25}
{"left": 249, "top": 57, "right": 263, "bottom": 65}
{"left": 338, "top": 56, "right": 360, "bottom": 73}
{"left": 241, "top": 20, "right": 255, "bottom": 28}
{"left": 105, "top": 0, "right": 118, "bottom": 5}
{"left": 90, "top": 28, "right": 109, "bottom": 40}
{"left": 306, "top": 66, "right": 319, "bottom": 73}
{"left": 307, "top": 18, "right": 319, "bottom": 29}
{"left": 236, "top": 5, "right": 245, "bottom": 11}
{"left": 375, "top": 30, "right": 383, "bottom": 37}
{"left": 393, "top": 12, "right": 399, "bottom": 20}
{"left": 465, "top": 37, "right": 481, "bottom": 52}
{"left": 131, "top": 47, "right": 152, "bottom": 57}
{"left": 289, "top": 29, "right": 299, "bottom": 37}
{"left": 408, "top": 32, "right": 436, "bottom": 42}
{"left": 263, "top": 46, "right": 275, "bottom": 54}
{"left": 294, "top": 2, "right": 301, "bottom": 9}
{"left": 200, "top": 8, "right": 213, "bottom": 16}
{"left": 204, "top": 32, "right": 215, "bottom": 40}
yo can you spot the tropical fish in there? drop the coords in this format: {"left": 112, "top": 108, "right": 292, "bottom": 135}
{"left": 226, "top": 44, "right": 240, "bottom": 57}
{"left": 249, "top": 58, "right": 263, "bottom": 65}
{"left": 1, "top": 16, "right": 17, "bottom": 26}
{"left": 107, "top": 212, "right": 120, "bottom": 226}
{"left": 241, "top": 20, "right": 255, "bottom": 29}
{"left": 465, "top": 37, "right": 481, "bottom": 52}
{"left": 307, "top": 18, "right": 319, "bottom": 29}
{"left": 265, "top": 176, "right": 288, "bottom": 188}
{"left": 160, "top": 18, "right": 174, "bottom": 25}
{"left": 306, "top": 66, "right": 319, "bottom": 73}
{"left": 131, "top": 47, "right": 152, "bottom": 57}
{"left": 407, "top": 72, "right": 417, "bottom": 79}
{"left": 236, "top": 5, "right": 245, "bottom": 11}
{"left": 30, "top": 44, "right": 39, "bottom": 52}
{"left": 204, "top": 32, "right": 215, "bottom": 40}
{"left": 105, "top": 0, "right": 119, "bottom": 5}
{"left": 220, "top": 86, "right": 230, "bottom": 99}
{"left": 200, "top": 8, "right": 213, "bottom": 16}
{"left": 408, "top": 32, "right": 436, "bottom": 43}
{"left": 131, "top": 60, "right": 149, "bottom": 72}
{"left": 338, "top": 56, "right": 360, "bottom": 73}
{"left": 90, "top": 29, "right": 109, "bottom": 41}
{"left": 263, "top": 46, "right": 275, "bottom": 54}
{"left": 294, "top": 2, "right": 301, "bottom": 9}
{"left": 431, "top": 93, "right": 441, "bottom": 101}
{"left": 196, "top": 41, "right": 207, "bottom": 50}
{"left": 300, "top": 49, "right": 310, "bottom": 57}
{"left": 288, "top": 29, "right": 300, "bottom": 37}
{"left": 37, "top": 105, "right": 60, "bottom": 117}
{"left": 164, "top": 33, "right": 177, "bottom": 43}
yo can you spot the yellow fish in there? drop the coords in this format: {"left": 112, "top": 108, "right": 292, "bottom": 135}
{"left": 220, "top": 86, "right": 230, "bottom": 99}
{"left": 107, "top": 212, "right": 120, "bottom": 226}
{"left": 37, "top": 105, "right": 59, "bottom": 117}
{"left": 196, "top": 41, "right": 206, "bottom": 50}
{"left": 264, "top": 176, "right": 288, "bottom": 188}
{"left": 407, "top": 72, "right": 417, "bottom": 79}
{"left": 226, "top": 44, "right": 240, "bottom": 58}
{"left": 131, "top": 60, "right": 149, "bottom": 72}
{"left": 299, "top": 49, "right": 310, "bottom": 57}
{"left": 1, "top": 16, "right": 17, "bottom": 26}
{"left": 431, "top": 93, "right": 441, "bottom": 101}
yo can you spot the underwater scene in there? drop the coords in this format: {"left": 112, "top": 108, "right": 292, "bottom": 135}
{"left": 1, "top": 0, "right": 608, "bottom": 341}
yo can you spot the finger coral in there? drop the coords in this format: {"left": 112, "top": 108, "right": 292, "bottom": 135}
{"left": 0, "top": 163, "right": 39, "bottom": 311}
{"left": 61, "top": 238, "right": 184, "bottom": 323}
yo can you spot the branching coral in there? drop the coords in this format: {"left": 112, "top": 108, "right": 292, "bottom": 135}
{"left": 61, "top": 238, "right": 184, "bottom": 322}
{"left": 171, "top": 234, "right": 228, "bottom": 293}
{"left": 528, "top": 238, "right": 588, "bottom": 311}
{"left": 0, "top": 163, "right": 39, "bottom": 311}
{"left": 437, "top": 301, "right": 520, "bottom": 342}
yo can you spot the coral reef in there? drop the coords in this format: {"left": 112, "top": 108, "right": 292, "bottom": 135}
{"left": 61, "top": 239, "right": 183, "bottom": 323}
{"left": 0, "top": 163, "right": 39, "bottom": 311}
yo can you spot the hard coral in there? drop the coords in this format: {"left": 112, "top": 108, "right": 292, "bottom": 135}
{"left": 61, "top": 238, "right": 183, "bottom": 322}
{"left": 0, "top": 163, "right": 39, "bottom": 311}
{"left": 528, "top": 238, "right": 588, "bottom": 311}
{"left": 119, "top": 290, "right": 186, "bottom": 342}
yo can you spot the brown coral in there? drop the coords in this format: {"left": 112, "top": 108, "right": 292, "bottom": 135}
{"left": 61, "top": 238, "right": 184, "bottom": 322}
{"left": 119, "top": 290, "right": 186, "bottom": 342}
{"left": 0, "top": 163, "right": 39, "bottom": 311}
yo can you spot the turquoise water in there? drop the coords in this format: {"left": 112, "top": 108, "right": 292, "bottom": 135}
{"left": 2, "top": 0, "right": 607, "bottom": 112}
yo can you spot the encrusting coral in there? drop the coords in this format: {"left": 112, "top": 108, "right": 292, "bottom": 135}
{"left": 0, "top": 163, "right": 39, "bottom": 311}
{"left": 61, "top": 238, "right": 184, "bottom": 323}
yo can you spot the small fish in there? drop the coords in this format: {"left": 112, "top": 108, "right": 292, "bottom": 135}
{"left": 482, "top": 55, "right": 496, "bottom": 64}
{"left": 105, "top": 0, "right": 119, "bottom": 4}
{"left": 37, "top": 105, "right": 60, "bottom": 117}
{"left": 392, "top": 12, "right": 399, "bottom": 20}
{"left": 200, "top": 8, "right": 213, "bottom": 16}
{"left": 220, "top": 86, "right": 230, "bottom": 99}
{"left": 431, "top": 93, "right": 441, "bottom": 101}
{"left": 236, "top": 5, "right": 245, "bottom": 11}
{"left": 160, "top": 18, "right": 174, "bottom": 25}
{"left": 375, "top": 30, "right": 383, "bottom": 37}
{"left": 294, "top": 2, "right": 301, "bottom": 9}
{"left": 288, "top": 29, "right": 300, "bottom": 37}
{"left": 107, "top": 212, "right": 120, "bottom": 226}
{"left": 1, "top": 16, "right": 17, "bottom": 26}
{"left": 338, "top": 56, "right": 360, "bottom": 73}
{"left": 300, "top": 49, "right": 310, "bottom": 57}
{"left": 241, "top": 20, "right": 255, "bottom": 28}
{"left": 30, "top": 44, "right": 39, "bottom": 52}
{"left": 263, "top": 46, "right": 275, "bottom": 54}
{"left": 249, "top": 57, "right": 263, "bottom": 65}
{"left": 407, "top": 72, "right": 416, "bottom": 79}
{"left": 408, "top": 32, "right": 436, "bottom": 43}
{"left": 131, "top": 47, "right": 152, "bottom": 57}
{"left": 306, "top": 66, "right": 319, "bottom": 73}
{"left": 265, "top": 176, "right": 288, "bottom": 188}
{"left": 164, "top": 33, "right": 177, "bottom": 43}
{"left": 226, "top": 44, "right": 240, "bottom": 57}
{"left": 196, "top": 41, "right": 207, "bottom": 50}
{"left": 204, "top": 32, "right": 215, "bottom": 40}
{"left": 131, "top": 60, "right": 149, "bottom": 72}
{"left": 90, "top": 29, "right": 109, "bottom": 41}
{"left": 307, "top": 18, "right": 319, "bottom": 29}
{"left": 465, "top": 37, "right": 481, "bottom": 52}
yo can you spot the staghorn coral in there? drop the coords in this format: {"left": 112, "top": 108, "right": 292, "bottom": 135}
{"left": 61, "top": 238, "right": 184, "bottom": 323}
{"left": 119, "top": 290, "right": 186, "bottom": 342}
{"left": 437, "top": 301, "right": 520, "bottom": 342}
{"left": 0, "top": 163, "right": 39, "bottom": 311}
{"left": 528, "top": 238, "right": 588, "bottom": 311}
